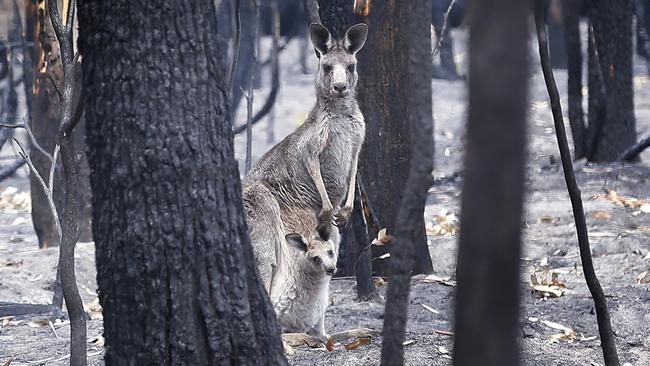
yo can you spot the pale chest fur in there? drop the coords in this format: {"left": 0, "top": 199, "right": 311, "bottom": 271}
{"left": 319, "top": 111, "right": 365, "bottom": 207}
{"left": 272, "top": 272, "right": 330, "bottom": 333}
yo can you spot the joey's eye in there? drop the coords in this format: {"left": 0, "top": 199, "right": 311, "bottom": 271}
{"left": 327, "top": 250, "right": 334, "bottom": 256}
{"left": 312, "top": 257, "right": 321, "bottom": 264}
{"left": 347, "top": 64, "right": 356, "bottom": 73}
{"left": 322, "top": 64, "right": 332, "bottom": 73}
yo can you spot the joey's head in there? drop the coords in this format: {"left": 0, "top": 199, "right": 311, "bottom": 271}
{"left": 285, "top": 223, "right": 338, "bottom": 277}
{"left": 310, "top": 23, "right": 368, "bottom": 99}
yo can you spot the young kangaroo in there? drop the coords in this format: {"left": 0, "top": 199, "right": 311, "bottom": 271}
{"left": 243, "top": 23, "right": 368, "bottom": 293}
{"left": 272, "top": 222, "right": 338, "bottom": 339}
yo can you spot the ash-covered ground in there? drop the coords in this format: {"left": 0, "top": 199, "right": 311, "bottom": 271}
{"left": 1, "top": 31, "right": 649, "bottom": 365}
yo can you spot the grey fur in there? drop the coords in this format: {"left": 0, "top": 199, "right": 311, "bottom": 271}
{"left": 242, "top": 24, "right": 368, "bottom": 337}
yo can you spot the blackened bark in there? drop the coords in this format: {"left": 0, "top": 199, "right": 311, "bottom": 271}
{"left": 28, "top": 0, "right": 92, "bottom": 248}
{"left": 232, "top": 0, "right": 258, "bottom": 119}
{"left": 453, "top": 1, "right": 530, "bottom": 366}
{"left": 78, "top": 1, "right": 287, "bottom": 364}
{"left": 318, "top": 0, "right": 359, "bottom": 38}
{"left": 357, "top": 0, "right": 433, "bottom": 276}
{"left": 380, "top": 1, "right": 434, "bottom": 364}
{"left": 588, "top": 0, "right": 636, "bottom": 162}
{"left": 586, "top": 25, "right": 607, "bottom": 159}
{"left": 562, "top": 0, "right": 586, "bottom": 159}
{"left": 535, "top": 2, "right": 621, "bottom": 364}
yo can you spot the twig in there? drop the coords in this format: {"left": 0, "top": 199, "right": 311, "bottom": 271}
{"left": 48, "top": 319, "right": 61, "bottom": 339}
{"left": 433, "top": 0, "right": 457, "bottom": 57}
{"left": 13, "top": 137, "right": 62, "bottom": 241}
{"left": 0, "top": 122, "right": 55, "bottom": 165}
{"left": 534, "top": 2, "right": 620, "bottom": 365}
{"left": 619, "top": 135, "right": 650, "bottom": 162}
{"left": 228, "top": 0, "right": 241, "bottom": 97}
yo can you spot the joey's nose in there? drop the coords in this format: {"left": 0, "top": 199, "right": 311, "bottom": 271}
{"left": 333, "top": 82, "right": 347, "bottom": 93}
{"left": 326, "top": 267, "right": 336, "bottom": 276}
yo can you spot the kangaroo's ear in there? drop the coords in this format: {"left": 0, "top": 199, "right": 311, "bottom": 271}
{"left": 286, "top": 233, "right": 308, "bottom": 252}
{"left": 310, "top": 23, "right": 332, "bottom": 57}
{"left": 316, "top": 222, "right": 331, "bottom": 241}
{"left": 344, "top": 23, "right": 368, "bottom": 55}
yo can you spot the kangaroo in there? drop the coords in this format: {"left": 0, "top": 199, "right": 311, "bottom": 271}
{"left": 243, "top": 23, "right": 368, "bottom": 293}
{"left": 272, "top": 222, "right": 338, "bottom": 339}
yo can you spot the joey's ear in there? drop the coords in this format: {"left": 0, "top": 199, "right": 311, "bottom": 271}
{"left": 316, "top": 222, "right": 331, "bottom": 241}
{"left": 286, "top": 233, "right": 308, "bottom": 252}
{"left": 344, "top": 23, "right": 368, "bottom": 54}
{"left": 310, "top": 23, "right": 332, "bottom": 57}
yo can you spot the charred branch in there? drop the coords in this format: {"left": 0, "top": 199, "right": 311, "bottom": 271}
{"left": 534, "top": 2, "right": 620, "bottom": 365}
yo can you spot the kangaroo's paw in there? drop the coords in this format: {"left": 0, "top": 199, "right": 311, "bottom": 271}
{"left": 334, "top": 206, "right": 352, "bottom": 227}
{"left": 317, "top": 207, "right": 334, "bottom": 224}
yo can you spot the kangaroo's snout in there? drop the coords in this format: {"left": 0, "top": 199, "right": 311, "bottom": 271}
{"left": 325, "top": 267, "right": 336, "bottom": 276}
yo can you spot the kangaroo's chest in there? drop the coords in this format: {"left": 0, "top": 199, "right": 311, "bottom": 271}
{"left": 319, "top": 117, "right": 365, "bottom": 205}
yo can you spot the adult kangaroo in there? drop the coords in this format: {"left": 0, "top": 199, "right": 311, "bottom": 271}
{"left": 242, "top": 23, "right": 368, "bottom": 295}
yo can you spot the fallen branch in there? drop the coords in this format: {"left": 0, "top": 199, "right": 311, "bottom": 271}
{"left": 534, "top": 2, "right": 620, "bottom": 365}
{"left": 619, "top": 135, "right": 650, "bottom": 162}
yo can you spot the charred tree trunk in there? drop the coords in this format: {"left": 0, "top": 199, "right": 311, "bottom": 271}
{"left": 28, "top": 0, "right": 92, "bottom": 248}
{"left": 379, "top": 0, "right": 434, "bottom": 363}
{"left": 453, "top": 1, "right": 530, "bottom": 366}
{"left": 587, "top": 0, "right": 636, "bottom": 162}
{"left": 78, "top": 0, "right": 287, "bottom": 364}
{"left": 232, "top": 0, "right": 258, "bottom": 120}
{"left": 562, "top": 0, "right": 587, "bottom": 159}
{"left": 357, "top": 1, "right": 433, "bottom": 276}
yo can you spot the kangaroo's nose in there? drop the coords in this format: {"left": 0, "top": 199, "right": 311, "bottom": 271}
{"left": 326, "top": 267, "right": 336, "bottom": 276}
{"left": 333, "top": 82, "right": 347, "bottom": 92}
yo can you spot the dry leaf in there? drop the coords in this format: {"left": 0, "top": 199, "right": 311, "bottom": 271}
{"left": 325, "top": 337, "right": 335, "bottom": 351}
{"left": 591, "top": 211, "right": 613, "bottom": 219}
{"left": 27, "top": 319, "right": 49, "bottom": 328}
{"left": 0, "top": 259, "right": 23, "bottom": 267}
{"left": 282, "top": 340, "right": 295, "bottom": 355}
{"left": 532, "top": 285, "right": 564, "bottom": 298}
{"left": 437, "top": 346, "right": 449, "bottom": 355}
{"left": 344, "top": 337, "right": 371, "bottom": 350}
{"left": 402, "top": 340, "right": 416, "bottom": 346}
{"left": 423, "top": 274, "right": 456, "bottom": 287}
{"left": 538, "top": 215, "right": 560, "bottom": 224}
{"left": 1, "top": 317, "right": 13, "bottom": 327}
{"left": 2, "top": 355, "right": 14, "bottom": 366}
{"left": 433, "top": 329, "right": 454, "bottom": 336}
{"left": 377, "top": 253, "right": 390, "bottom": 260}
{"left": 602, "top": 190, "right": 649, "bottom": 212}
{"left": 421, "top": 304, "right": 440, "bottom": 315}
{"left": 637, "top": 271, "right": 649, "bottom": 284}
{"left": 371, "top": 228, "right": 393, "bottom": 246}
{"left": 89, "top": 335, "right": 105, "bottom": 347}
{"left": 426, "top": 209, "right": 459, "bottom": 236}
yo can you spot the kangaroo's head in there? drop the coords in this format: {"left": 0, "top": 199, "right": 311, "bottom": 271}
{"left": 310, "top": 23, "right": 368, "bottom": 99}
{"left": 285, "top": 223, "right": 338, "bottom": 277}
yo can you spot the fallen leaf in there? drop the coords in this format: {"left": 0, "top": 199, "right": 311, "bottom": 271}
{"left": 2, "top": 355, "right": 14, "bottom": 366}
{"left": 27, "top": 319, "right": 49, "bottom": 328}
{"left": 1, "top": 317, "right": 13, "bottom": 327}
{"left": 402, "top": 340, "right": 416, "bottom": 346}
{"left": 589, "top": 232, "right": 617, "bottom": 238}
{"left": 282, "top": 340, "right": 295, "bottom": 355}
{"left": 637, "top": 271, "right": 649, "bottom": 284}
{"left": 602, "top": 190, "right": 649, "bottom": 212}
{"left": 0, "top": 259, "right": 23, "bottom": 267}
{"left": 437, "top": 346, "right": 449, "bottom": 355}
{"left": 423, "top": 274, "right": 457, "bottom": 287}
{"left": 591, "top": 211, "right": 613, "bottom": 219}
{"left": 538, "top": 215, "right": 560, "bottom": 224}
{"left": 421, "top": 304, "right": 440, "bottom": 315}
{"left": 426, "top": 209, "right": 459, "bottom": 236}
{"left": 325, "top": 337, "right": 335, "bottom": 351}
{"left": 371, "top": 228, "right": 394, "bottom": 246}
{"left": 344, "top": 337, "right": 371, "bottom": 350}
{"left": 433, "top": 329, "right": 454, "bottom": 336}
{"left": 377, "top": 253, "right": 390, "bottom": 260}
{"left": 373, "top": 277, "right": 385, "bottom": 288}
{"left": 88, "top": 335, "right": 105, "bottom": 347}
{"left": 28, "top": 274, "right": 43, "bottom": 282}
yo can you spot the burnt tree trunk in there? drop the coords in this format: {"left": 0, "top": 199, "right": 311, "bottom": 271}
{"left": 78, "top": 1, "right": 287, "bottom": 365}
{"left": 28, "top": 0, "right": 92, "bottom": 248}
{"left": 357, "top": 1, "right": 433, "bottom": 276}
{"left": 562, "top": 0, "right": 587, "bottom": 159}
{"left": 453, "top": 0, "right": 530, "bottom": 366}
{"left": 588, "top": 0, "right": 636, "bottom": 161}
{"left": 379, "top": 0, "right": 434, "bottom": 363}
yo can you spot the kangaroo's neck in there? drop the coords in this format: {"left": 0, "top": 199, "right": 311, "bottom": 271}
{"left": 315, "top": 93, "right": 359, "bottom": 117}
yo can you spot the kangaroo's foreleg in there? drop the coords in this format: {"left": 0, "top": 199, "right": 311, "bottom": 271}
{"left": 306, "top": 157, "right": 334, "bottom": 223}
{"left": 335, "top": 150, "right": 359, "bottom": 227}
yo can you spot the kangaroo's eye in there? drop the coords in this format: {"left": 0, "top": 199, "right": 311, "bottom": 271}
{"left": 312, "top": 256, "right": 321, "bottom": 264}
{"left": 347, "top": 64, "right": 356, "bottom": 73}
{"left": 322, "top": 64, "right": 332, "bottom": 73}
{"left": 327, "top": 250, "right": 334, "bottom": 256}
